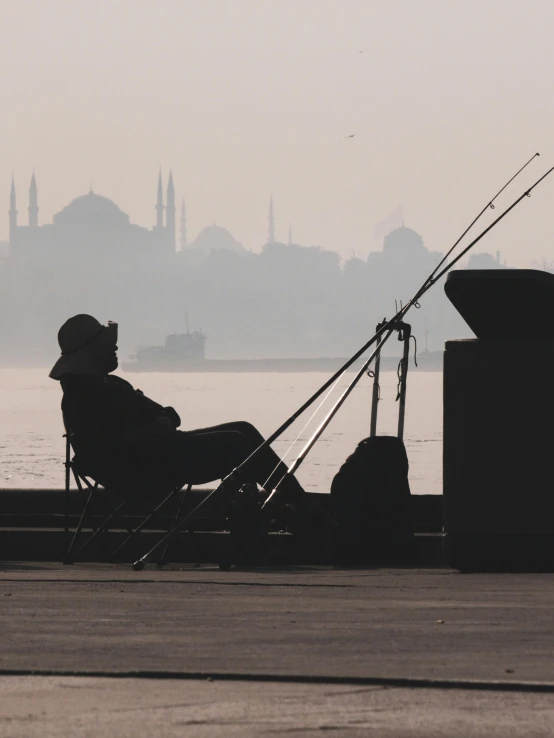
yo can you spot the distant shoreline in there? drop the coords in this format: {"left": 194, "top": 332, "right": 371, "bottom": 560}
{"left": 0, "top": 351, "right": 443, "bottom": 373}
{"left": 120, "top": 351, "right": 443, "bottom": 373}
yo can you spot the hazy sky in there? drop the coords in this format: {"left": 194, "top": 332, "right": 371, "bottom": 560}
{"left": 2, "top": 0, "right": 554, "bottom": 265}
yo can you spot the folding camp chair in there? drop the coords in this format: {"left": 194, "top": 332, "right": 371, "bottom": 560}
{"left": 63, "top": 433, "right": 192, "bottom": 565}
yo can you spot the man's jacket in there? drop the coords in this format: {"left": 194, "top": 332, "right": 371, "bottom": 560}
{"left": 61, "top": 373, "right": 181, "bottom": 491}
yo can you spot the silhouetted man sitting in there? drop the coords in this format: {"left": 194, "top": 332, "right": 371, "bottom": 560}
{"left": 49, "top": 315, "right": 309, "bottom": 511}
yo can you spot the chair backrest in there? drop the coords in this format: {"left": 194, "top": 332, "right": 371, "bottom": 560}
{"left": 63, "top": 425, "right": 107, "bottom": 487}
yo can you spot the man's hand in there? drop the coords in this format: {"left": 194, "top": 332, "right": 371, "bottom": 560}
{"left": 160, "top": 406, "right": 181, "bottom": 428}
{"left": 154, "top": 416, "right": 175, "bottom": 435}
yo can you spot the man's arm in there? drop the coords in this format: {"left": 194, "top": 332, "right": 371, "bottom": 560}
{"left": 133, "top": 385, "right": 181, "bottom": 428}
{"left": 63, "top": 374, "right": 181, "bottom": 447}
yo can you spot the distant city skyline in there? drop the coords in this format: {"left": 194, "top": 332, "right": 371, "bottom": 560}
{"left": 0, "top": 173, "right": 476, "bottom": 363}
{"left": 0, "top": 170, "right": 510, "bottom": 267}
{"left": 2, "top": 0, "right": 554, "bottom": 267}
{"left": 1, "top": 170, "right": 506, "bottom": 268}
{"left": 2, "top": 172, "right": 302, "bottom": 255}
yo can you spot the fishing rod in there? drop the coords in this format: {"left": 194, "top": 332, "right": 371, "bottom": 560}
{"left": 262, "top": 162, "right": 554, "bottom": 505}
{"left": 418, "top": 152, "right": 539, "bottom": 298}
{"left": 132, "top": 158, "right": 549, "bottom": 571}
{"left": 228, "top": 152, "right": 542, "bottom": 472}
{"left": 255, "top": 152, "right": 540, "bottom": 499}
{"left": 257, "top": 153, "right": 540, "bottom": 493}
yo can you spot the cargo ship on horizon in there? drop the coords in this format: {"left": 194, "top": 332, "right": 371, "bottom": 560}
{"left": 121, "top": 332, "right": 442, "bottom": 373}
{"left": 121, "top": 308, "right": 443, "bottom": 373}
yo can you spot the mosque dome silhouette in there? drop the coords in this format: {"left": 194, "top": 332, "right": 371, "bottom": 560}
{"left": 53, "top": 191, "right": 130, "bottom": 227}
{"left": 189, "top": 224, "right": 244, "bottom": 254}
{"left": 383, "top": 226, "right": 425, "bottom": 255}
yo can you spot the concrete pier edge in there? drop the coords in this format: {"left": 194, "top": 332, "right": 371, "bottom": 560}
{"left": 1, "top": 669, "right": 554, "bottom": 693}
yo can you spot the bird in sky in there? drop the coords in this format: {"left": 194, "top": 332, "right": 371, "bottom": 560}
{"left": 345, "top": 134, "right": 356, "bottom": 139}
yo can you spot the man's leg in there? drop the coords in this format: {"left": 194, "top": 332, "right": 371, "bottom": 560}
{"left": 176, "top": 421, "right": 306, "bottom": 500}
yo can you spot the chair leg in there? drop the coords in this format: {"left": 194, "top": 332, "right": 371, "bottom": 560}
{"left": 67, "top": 499, "right": 127, "bottom": 563}
{"left": 64, "top": 436, "right": 71, "bottom": 550}
{"left": 74, "top": 472, "right": 98, "bottom": 527}
{"left": 133, "top": 484, "right": 225, "bottom": 571}
{"left": 102, "top": 486, "right": 111, "bottom": 558}
{"left": 109, "top": 487, "right": 181, "bottom": 561}
{"left": 77, "top": 475, "right": 134, "bottom": 534}
{"left": 64, "top": 479, "right": 99, "bottom": 564}
{"left": 158, "top": 484, "right": 192, "bottom": 566}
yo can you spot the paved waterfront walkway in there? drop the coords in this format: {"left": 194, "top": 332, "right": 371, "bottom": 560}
{"left": 1, "top": 563, "right": 554, "bottom": 735}
{"left": 2, "top": 675, "right": 554, "bottom": 737}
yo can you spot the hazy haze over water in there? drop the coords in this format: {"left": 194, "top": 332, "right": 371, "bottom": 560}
{"left": 2, "top": 0, "right": 554, "bottom": 263}
{"left": 0, "top": 0, "right": 546, "bottom": 494}
{"left": 0, "top": 369, "right": 442, "bottom": 495}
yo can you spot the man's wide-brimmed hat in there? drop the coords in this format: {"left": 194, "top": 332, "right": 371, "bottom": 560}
{"left": 49, "top": 314, "right": 118, "bottom": 380}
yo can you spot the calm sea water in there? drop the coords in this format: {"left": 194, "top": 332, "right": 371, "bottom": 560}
{"left": 0, "top": 368, "right": 442, "bottom": 494}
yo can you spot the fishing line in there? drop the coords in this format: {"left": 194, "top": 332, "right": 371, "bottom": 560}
{"left": 267, "top": 330, "right": 396, "bottom": 493}
{"left": 266, "top": 326, "right": 397, "bottom": 499}
{"left": 268, "top": 353, "right": 389, "bottom": 499}
{"left": 260, "top": 370, "right": 351, "bottom": 491}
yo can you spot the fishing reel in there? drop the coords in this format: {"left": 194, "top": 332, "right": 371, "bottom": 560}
{"left": 367, "top": 318, "right": 412, "bottom": 378}
{"left": 224, "top": 481, "right": 265, "bottom": 528}
{"left": 220, "top": 471, "right": 288, "bottom": 527}
{"left": 218, "top": 474, "right": 275, "bottom": 570}
{"left": 395, "top": 320, "right": 411, "bottom": 343}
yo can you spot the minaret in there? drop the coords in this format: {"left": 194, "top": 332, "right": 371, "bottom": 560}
{"left": 9, "top": 176, "right": 17, "bottom": 246}
{"left": 166, "top": 170, "right": 176, "bottom": 250}
{"left": 180, "top": 197, "right": 187, "bottom": 250}
{"left": 268, "top": 196, "right": 275, "bottom": 244}
{"left": 155, "top": 168, "right": 164, "bottom": 229}
{"left": 288, "top": 225, "right": 293, "bottom": 246}
{"left": 28, "top": 171, "right": 38, "bottom": 227}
